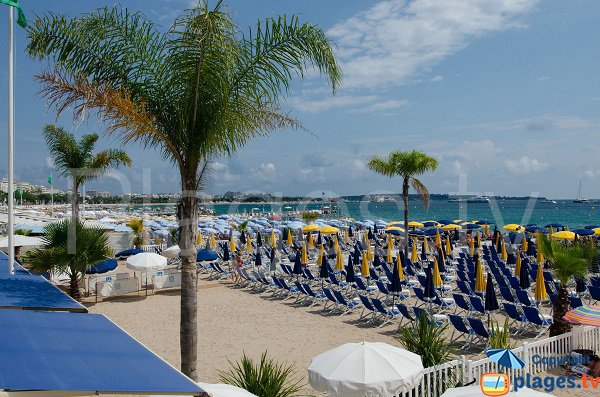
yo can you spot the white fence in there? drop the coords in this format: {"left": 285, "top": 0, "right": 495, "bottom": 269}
{"left": 141, "top": 244, "right": 166, "bottom": 253}
{"left": 402, "top": 326, "right": 600, "bottom": 397}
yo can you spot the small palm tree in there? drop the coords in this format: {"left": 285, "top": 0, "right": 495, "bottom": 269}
{"left": 537, "top": 234, "right": 596, "bottom": 336}
{"left": 129, "top": 218, "right": 145, "bottom": 248}
{"left": 398, "top": 313, "right": 451, "bottom": 368}
{"left": 43, "top": 125, "right": 131, "bottom": 220}
{"left": 219, "top": 352, "right": 304, "bottom": 397}
{"left": 26, "top": 219, "right": 113, "bottom": 300}
{"left": 368, "top": 150, "right": 438, "bottom": 256}
{"left": 28, "top": 2, "right": 340, "bottom": 380}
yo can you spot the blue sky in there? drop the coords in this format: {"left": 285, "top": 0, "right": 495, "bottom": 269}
{"left": 1, "top": 0, "right": 600, "bottom": 199}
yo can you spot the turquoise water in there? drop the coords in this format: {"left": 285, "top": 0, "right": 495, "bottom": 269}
{"left": 132, "top": 200, "right": 600, "bottom": 228}
{"left": 208, "top": 200, "right": 600, "bottom": 228}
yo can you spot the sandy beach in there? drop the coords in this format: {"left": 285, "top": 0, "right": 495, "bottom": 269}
{"left": 88, "top": 273, "right": 598, "bottom": 397}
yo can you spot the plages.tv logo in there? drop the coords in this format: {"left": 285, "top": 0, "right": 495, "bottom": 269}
{"left": 481, "top": 373, "right": 510, "bottom": 396}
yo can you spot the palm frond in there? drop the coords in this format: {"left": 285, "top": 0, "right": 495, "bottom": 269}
{"left": 411, "top": 178, "right": 430, "bottom": 209}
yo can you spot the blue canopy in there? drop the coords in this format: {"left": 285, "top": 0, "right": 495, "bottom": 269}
{"left": 0, "top": 251, "right": 29, "bottom": 276}
{"left": 573, "top": 228, "right": 594, "bottom": 236}
{"left": 115, "top": 248, "right": 145, "bottom": 258}
{"left": 525, "top": 226, "right": 548, "bottom": 233}
{"left": 584, "top": 225, "right": 600, "bottom": 230}
{"left": 422, "top": 221, "right": 438, "bottom": 227}
{"left": 87, "top": 258, "right": 118, "bottom": 274}
{"left": 385, "top": 229, "right": 404, "bottom": 236}
{"left": 437, "top": 219, "right": 452, "bottom": 225}
{"left": 544, "top": 223, "right": 564, "bottom": 228}
{"left": 197, "top": 249, "right": 218, "bottom": 262}
{"left": 0, "top": 274, "right": 86, "bottom": 312}
{"left": 486, "top": 348, "right": 525, "bottom": 369}
{"left": 0, "top": 309, "right": 203, "bottom": 395}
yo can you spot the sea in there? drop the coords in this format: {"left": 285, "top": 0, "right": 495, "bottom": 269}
{"left": 134, "top": 199, "right": 600, "bottom": 228}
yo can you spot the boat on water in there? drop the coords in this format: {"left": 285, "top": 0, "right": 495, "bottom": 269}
{"left": 573, "top": 180, "right": 589, "bottom": 203}
{"left": 448, "top": 195, "right": 490, "bottom": 203}
{"left": 541, "top": 198, "right": 557, "bottom": 204}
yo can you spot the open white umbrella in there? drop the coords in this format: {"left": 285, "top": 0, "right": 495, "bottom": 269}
{"left": 126, "top": 252, "right": 167, "bottom": 271}
{"left": 308, "top": 341, "right": 424, "bottom": 397}
{"left": 162, "top": 245, "right": 181, "bottom": 259}
{"left": 0, "top": 235, "right": 43, "bottom": 248}
{"left": 197, "top": 382, "right": 257, "bottom": 397}
{"left": 442, "top": 385, "right": 555, "bottom": 397}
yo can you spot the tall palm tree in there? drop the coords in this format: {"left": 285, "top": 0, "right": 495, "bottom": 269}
{"left": 26, "top": 219, "right": 113, "bottom": 300}
{"left": 27, "top": 2, "right": 340, "bottom": 380}
{"left": 537, "top": 234, "right": 596, "bottom": 336}
{"left": 43, "top": 125, "right": 131, "bottom": 220}
{"left": 368, "top": 150, "right": 438, "bottom": 257}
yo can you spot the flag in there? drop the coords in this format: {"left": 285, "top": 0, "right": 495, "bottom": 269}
{"left": 48, "top": 175, "right": 52, "bottom": 185}
{"left": 1, "top": 0, "right": 27, "bottom": 28}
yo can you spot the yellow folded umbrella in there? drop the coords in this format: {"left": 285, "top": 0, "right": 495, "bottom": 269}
{"left": 445, "top": 235, "right": 452, "bottom": 255}
{"left": 535, "top": 263, "right": 548, "bottom": 302}
{"left": 271, "top": 229, "right": 277, "bottom": 248}
{"left": 246, "top": 237, "right": 252, "bottom": 254}
{"left": 537, "top": 249, "right": 544, "bottom": 264}
{"left": 396, "top": 251, "right": 405, "bottom": 281}
{"left": 210, "top": 232, "right": 217, "bottom": 249}
{"left": 344, "top": 228, "right": 350, "bottom": 243}
{"left": 475, "top": 257, "right": 486, "bottom": 293}
{"left": 286, "top": 230, "right": 293, "bottom": 246}
{"left": 435, "top": 229, "right": 442, "bottom": 246}
{"left": 476, "top": 232, "right": 482, "bottom": 247}
{"left": 411, "top": 239, "right": 418, "bottom": 263}
{"left": 433, "top": 258, "right": 443, "bottom": 288}
{"left": 469, "top": 239, "right": 475, "bottom": 257}
{"left": 515, "top": 252, "right": 522, "bottom": 277}
{"left": 336, "top": 249, "right": 344, "bottom": 270}
{"left": 367, "top": 243, "right": 373, "bottom": 261}
{"left": 301, "top": 242, "right": 308, "bottom": 264}
{"left": 361, "top": 253, "right": 369, "bottom": 277}
{"left": 387, "top": 241, "right": 393, "bottom": 263}
{"left": 197, "top": 232, "right": 203, "bottom": 246}
{"left": 501, "top": 240, "right": 508, "bottom": 261}
{"left": 423, "top": 237, "right": 430, "bottom": 255}
{"left": 230, "top": 235, "right": 236, "bottom": 252}
{"left": 308, "top": 232, "right": 315, "bottom": 249}
{"left": 521, "top": 236, "right": 528, "bottom": 252}
{"left": 333, "top": 234, "right": 340, "bottom": 252}
{"left": 316, "top": 244, "right": 324, "bottom": 265}
{"left": 484, "top": 224, "right": 490, "bottom": 235}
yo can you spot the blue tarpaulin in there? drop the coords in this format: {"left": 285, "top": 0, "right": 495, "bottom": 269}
{"left": 86, "top": 258, "right": 118, "bottom": 274}
{"left": 0, "top": 251, "right": 30, "bottom": 276}
{"left": 0, "top": 274, "right": 87, "bottom": 312}
{"left": 0, "top": 309, "right": 204, "bottom": 395}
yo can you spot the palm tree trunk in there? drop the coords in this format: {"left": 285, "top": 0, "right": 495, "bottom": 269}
{"left": 178, "top": 179, "right": 198, "bottom": 381}
{"left": 549, "top": 284, "right": 572, "bottom": 336}
{"left": 403, "top": 178, "right": 409, "bottom": 258}
{"left": 69, "top": 273, "right": 81, "bottom": 301}
{"left": 71, "top": 179, "right": 79, "bottom": 220}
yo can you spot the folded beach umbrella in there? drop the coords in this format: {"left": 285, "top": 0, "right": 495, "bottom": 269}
{"left": 348, "top": 226, "right": 354, "bottom": 238}
{"left": 475, "top": 232, "right": 481, "bottom": 248}
{"left": 501, "top": 240, "right": 508, "bottom": 261}
{"left": 515, "top": 253, "right": 522, "bottom": 277}
{"left": 308, "top": 232, "right": 315, "bottom": 249}
{"left": 521, "top": 235, "right": 528, "bottom": 252}
{"left": 444, "top": 235, "right": 452, "bottom": 255}
{"left": 367, "top": 227, "right": 375, "bottom": 240}
{"left": 484, "top": 273, "right": 499, "bottom": 312}
{"left": 361, "top": 253, "right": 370, "bottom": 277}
{"left": 336, "top": 249, "right": 344, "bottom": 271}
{"left": 390, "top": 255, "right": 402, "bottom": 295}
{"left": 301, "top": 242, "right": 308, "bottom": 264}
{"left": 564, "top": 305, "right": 600, "bottom": 326}
{"left": 519, "top": 262, "right": 531, "bottom": 289}
{"left": 319, "top": 255, "right": 329, "bottom": 282}
{"left": 270, "top": 229, "right": 277, "bottom": 248}
{"left": 534, "top": 263, "right": 548, "bottom": 302}
{"left": 536, "top": 241, "right": 544, "bottom": 264}
{"left": 246, "top": 236, "right": 253, "bottom": 254}
{"left": 411, "top": 239, "right": 418, "bottom": 263}
{"left": 434, "top": 229, "right": 441, "bottom": 247}
{"left": 469, "top": 238, "right": 475, "bottom": 257}
{"left": 239, "top": 230, "right": 246, "bottom": 244}
{"left": 346, "top": 255, "right": 355, "bottom": 283}
{"left": 424, "top": 262, "right": 436, "bottom": 304}
{"left": 386, "top": 241, "right": 393, "bottom": 263}
{"left": 474, "top": 257, "right": 486, "bottom": 294}
{"left": 373, "top": 223, "right": 379, "bottom": 234}
{"left": 293, "top": 251, "right": 303, "bottom": 275}
{"left": 485, "top": 349, "right": 525, "bottom": 369}
{"left": 222, "top": 244, "right": 230, "bottom": 262}
{"left": 396, "top": 252, "right": 405, "bottom": 282}
{"left": 197, "top": 232, "right": 203, "bottom": 246}
{"left": 254, "top": 250, "right": 262, "bottom": 267}
{"left": 317, "top": 231, "right": 323, "bottom": 246}
{"left": 421, "top": 237, "right": 428, "bottom": 260}
{"left": 433, "top": 258, "right": 443, "bottom": 288}
{"left": 575, "top": 276, "right": 587, "bottom": 293}
{"left": 316, "top": 244, "right": 325, "bottom": 266}
{"left": 373, "top": 254, "right": 382, "bottom": 268}
{"left": 436, "top": 247, "right": 446, "bottom": 273}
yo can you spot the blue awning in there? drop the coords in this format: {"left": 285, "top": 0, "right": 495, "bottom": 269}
{"left": 0, "top": 274, "right": 87, "bottom": 312}
{"left": 0, "top": 309, "right": 204, "bottom": 395}
{"left": 0, "top": 251, "right": 30, "bottom": 276}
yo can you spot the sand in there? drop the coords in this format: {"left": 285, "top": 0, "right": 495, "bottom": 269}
{"left": 88, "top": 276, "right": 598, "bottom": 396}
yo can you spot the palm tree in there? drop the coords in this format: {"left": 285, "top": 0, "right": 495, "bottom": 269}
{"left": 26, "top": 219, "right": 113, "bottom": 300}
{"left": 368, "top": 150, "right": 438, "bottom": 257}
{"left": 27, "top": 2, "right": 340, "bottom": 380}
{"left": 537, "top": 234, "right": 596, "bottom": 336}
{"left": 43, "top": 125, "right": 131, "bottom": 220}
{"left": 129, "top": 218, "right": 145, "bottom": 248}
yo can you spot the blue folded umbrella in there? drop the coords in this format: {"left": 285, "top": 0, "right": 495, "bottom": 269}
{"left": 486, "top": 348, "right": 525, "bottom": 369}
{"left": 197, "top": 249, "right": 218, "bottom": 262}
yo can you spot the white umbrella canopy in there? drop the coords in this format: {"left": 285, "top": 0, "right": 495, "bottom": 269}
{"left": 162, "top": 245, "right": 181, "bottom": 259}
{"left": 441, "top": 385, "right": 556, "bottom": 397}
{"left": 151, "top": 382, "right": 257, "bottom": 397}
{"left": 308, "top": 341, "right": 424, "bottom": 397}
{"left": 125, "top": 252, "right": 167, "bottom": 271}
{"left": 0, "top": 235, "right": 43, "bottom": 248}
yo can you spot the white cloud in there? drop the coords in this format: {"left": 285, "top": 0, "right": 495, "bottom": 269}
{"left": 328, "top": 0, "right": 538, "bottom": 89}
{"left": 359, "top": 99, "right": 409, "bottom": 113}
{"left": 45, "top": 156, "right": 54, "bottom": 169}
{"left": 430, "top": 75, "right": 443, "bottom": 82}
{"left": 351, "top": 159, "right": 367, "bottom": 172}
{"left": 287, "top": 95, "right": 378, "bottom": 113}
{"left": 211, "top": 161, "right": 227, "bottom": 171}
{"left": 537, "top": 76, "right": 550, "bottom": 81}
{"left": 584, "top": 170, "right": 600, "bottom": 179}
{"left": 504, "top": 156, "right": 549, "bottom": 174}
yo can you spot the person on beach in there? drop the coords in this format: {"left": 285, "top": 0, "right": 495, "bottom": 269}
{"left": 232, "top": 250, "right": 243, "bottom": 284}
{"left": 589, "top": 355, "right": 600, "bottom": 378}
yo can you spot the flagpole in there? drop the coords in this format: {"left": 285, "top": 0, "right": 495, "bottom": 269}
{"left": 7, "top": 5, "right": 15, "bottom": 274}
{"left": 50, "top": 174, "right": 54, "bottom": 217}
